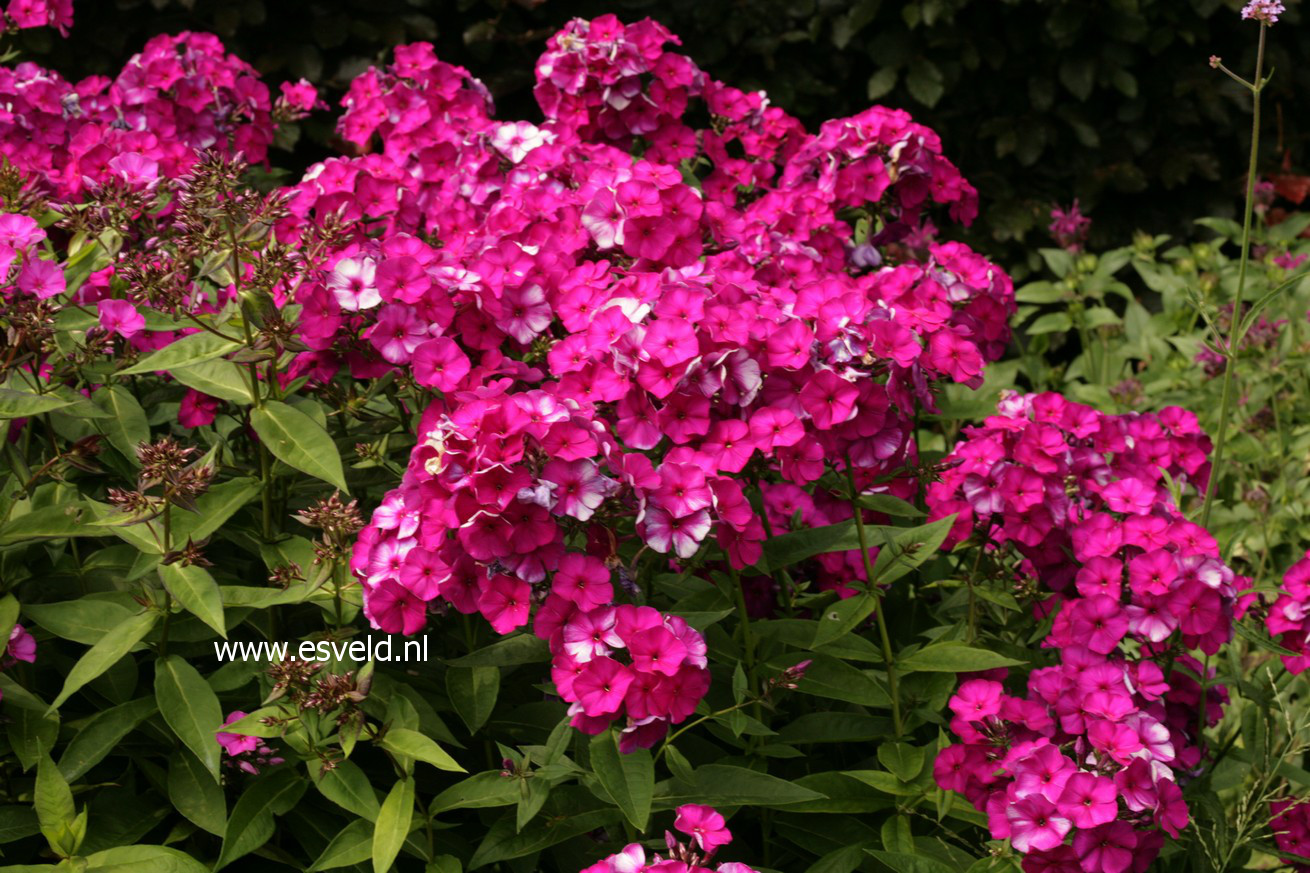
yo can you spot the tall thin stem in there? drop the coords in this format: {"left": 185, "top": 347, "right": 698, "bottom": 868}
{"left": 1201, "top": 25, "right": 1266, "bottom": 531}
{"left": 844, "top": 455, "right": 902, "bottom": 737}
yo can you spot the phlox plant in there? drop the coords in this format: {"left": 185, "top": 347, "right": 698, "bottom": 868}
{"left": 0, "top": 3, "right": 1305, "bottom": 873}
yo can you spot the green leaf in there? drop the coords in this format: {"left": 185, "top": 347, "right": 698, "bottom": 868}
{"left": 118, "top": 332, "right": 243, "bottom": 376}
{"left": 446, "top": 666, "right": 498, "bottom": 735}
{"left": 812, "top": 593, "right": 878, "bottom": 648}
{"left": 0, "top": 502, "right": 93, "bottom": 544}
{"left": 215, "top": 767, "right": 305, "bottom": 870}
{"left": 250, "top": 400, "right": 348, "bottom": 493}
{"left": 763, "top": 520, "right": 859, "bottom": 570}
{"left": 1233, "top": 618, "right": 1299, "bottom": 657}
{"left": 867, "top": 849, "right": 960, "bottom": 873}
{"left": 880, "top": 814, "right": 914, "bottom": 853}
{"left": 154, "top": 655, "right": 224, "bottom": 783}
{"left": 1026, "top": 312, "right": 1073, "bottom": 335}
{"left": 446, "top": 633, "right": 550, "bottom": 667}
{"left": 92, "top": 386, "right": 149, "bottom": 460}
{"left": 0, "top": 595, "right": 16, "bottom": 658}
{"left": 308, "top": 819, "right": 374, "bottom": 872}
{"left": 22, "top": 599, "right": 135, "bottom": 646}
{"left": 906, "top": 58, "right": 944, "bottom": 107}
{"left": 856, "top": 494, "right": 924, "bottom": 517}
{"left": 866, "top": 66, "right": 898, "bottom": 100}
{"left": 793, "top": 654, "right": 890, "bottom": 707}
{"left": 589, "top": 731, "right": 653, "bottom": 831}
{"left": 315, "top": 759, "right": 382, "bottom": 822}
{"left": 877, "top": 743, "right": 926, "bottom": 782}
{"left": 470, "top": 806, "right": 622, "bottom": 868}
{"left": 380, "top": 728, "right": 466, "bottom": 774}
{"left": 170, "top": 359, "right": 253, "bottom": 404}
{"left": 1014, "top": 281, "right": 1065, "bottom": 304}
{"left": 430, "top": 771, "right": 522, "bottom": 814}
{"left": 168, "top": 750, "right": 227, "bottom": 836}
{"left": 663, "top": 764, "right": 827, "bottom": 807}
{"left": 869, "top": 516, "right": 956, "bottom": 585}
{"left": 172, "top": 477, "right": 262, "bottom": 545}
{"left": 58, "top": 697, "right": 157, "bottom": 782}
{"left": 845, "top": 770, "right": 918, "bottom": 796}
{"left": 372, "top": 777, "right": 415, "bottom": 873}
{"left": 7, "top": 705, "right": 59, "bottom": 771}
{"left": 35, "top": 754, "right": 79, "bottom": 858}
{"left": 158, "top": 564, "right": 226, "bottom": 638}
{"left": 0, "top": 388, "right": 77, "bottom": 419}
{"left": 83, "top": 845, "right": 211, "bottom": 872}
{"left": 0, "top": 805, "right": 40, "bottom": 844}
{"left": 897, "top": 641, "right": 1025, "bottom": 674}
{"left": 48, "top": 610, "right": 158, "bottom": 712}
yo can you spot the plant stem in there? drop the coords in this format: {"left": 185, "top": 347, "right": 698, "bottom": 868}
{"left": 654, "top": 701, "right": 754, "bottom": 762}
{"left": 1201, "top": 24, "right": 1267, "bottom": 531}
{"left": 844, "top": 455, "right": 902, "bottom": 737}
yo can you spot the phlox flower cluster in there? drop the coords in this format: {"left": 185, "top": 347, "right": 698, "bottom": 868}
{"left": 322, "top": 17, "right": 1013, "bottom": 747}
{"left": 927, "top": 391, "right": 1244, "bottom": 871}
{"left": 0, "top": 212, "right": 63, "bottom": 301}
{"left": 580, "top": 804, "right": 756, "bottom": 873}
{"left": 0, "top": 31, "right": 316, "bottom": 199}
{"left": 1271, "top": 799, "right": 1310, "bottom": 872}
{"left": 1265, "top": 550, "right": 1310, "bottom": 674}
{"left": 4, "top": 0, "right": 71, "bottom": 34}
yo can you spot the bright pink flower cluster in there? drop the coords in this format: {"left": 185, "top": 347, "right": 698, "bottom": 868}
{"left": 1265, "top": 551, "right": 1310, "bottom": 673}
{"left": 0, "top": 31, "right": 312, "bottom": 199}
{"left": 324, "top": 16, "right": 1011, "bottom": 746}
{"left": 927, "top": 392, "right": 1244, "bottom": 871}
{"left": 0, "top": 212, "right": 62, "bottom": 301}
{"left": 4, "top": 0, "right": 71, "bottom": 34}
{"left": 580, "top": 804, "right": 755, "bottom": 873}
{"left": 1271, "top": 799, "right": 1310, "bottom": 871}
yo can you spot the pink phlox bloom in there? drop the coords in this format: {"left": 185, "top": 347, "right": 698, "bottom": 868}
{"left": 562, "top": 607, "right": 622, "bottom": 663}
{"left": 328, "top": 256, "right": 380, "bottom": 311}
{"left": 97, "top": 298, "right": 146, "bottom": 339}
{"left": 573, "top": 656, "right": 635, "bottom": 716}
{"left": 1007, "top": 794, "right": 1072, "bottom": 854}
{"left": 673, "top": 804, "right": 732, "bottom": 853}
{"left": 542, "top": 458, "right": 617, "bottom": 522}
{"left": 216, "top": 711, "right": 260, "bottom": 756}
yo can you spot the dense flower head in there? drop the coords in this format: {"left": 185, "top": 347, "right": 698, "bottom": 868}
{"left": 0, "top": 31, "right": 312, "bottom": 199}
{"left": 328, "top": 16, "right": 1012, "bottom": 748}
{"left": 580, "top": 804, "right": 755, "bottom": 873}
{"left": 1241, "top": 0, "right": 1285, "bottom": 24}
{"left": 1272, "top": 799, "right": 1310, "bottom": 871}
{"left": 1266, "top": 551, "right": 1310, "bottom": 673}
{"left": 5, "top": 0, "right": 72, "bottom": 35}
{"left": 927, "top": 391, "right": 1242, "bottom": 869}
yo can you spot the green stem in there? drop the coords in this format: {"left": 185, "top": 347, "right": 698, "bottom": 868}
{"left": 1201, "top": 25, "right": 1267, "bottom": 531}
{"left": 654, "top": 701, "right": 754, "bottom": 763}
{"left": 844, "top": 455, "right": 902, "bottom": 737}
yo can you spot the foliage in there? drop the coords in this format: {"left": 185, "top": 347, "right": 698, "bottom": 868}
{"left": 0, "top": 5, "right": 1309, "bottom": 873}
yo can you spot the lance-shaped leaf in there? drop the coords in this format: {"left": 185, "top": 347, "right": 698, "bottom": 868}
{"left": 251, "top": 400, "right": 349, "bottom": 493}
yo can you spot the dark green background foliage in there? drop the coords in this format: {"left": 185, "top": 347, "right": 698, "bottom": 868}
{"left": 12, "top": 0, "right": 1310, "bottom": 250}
